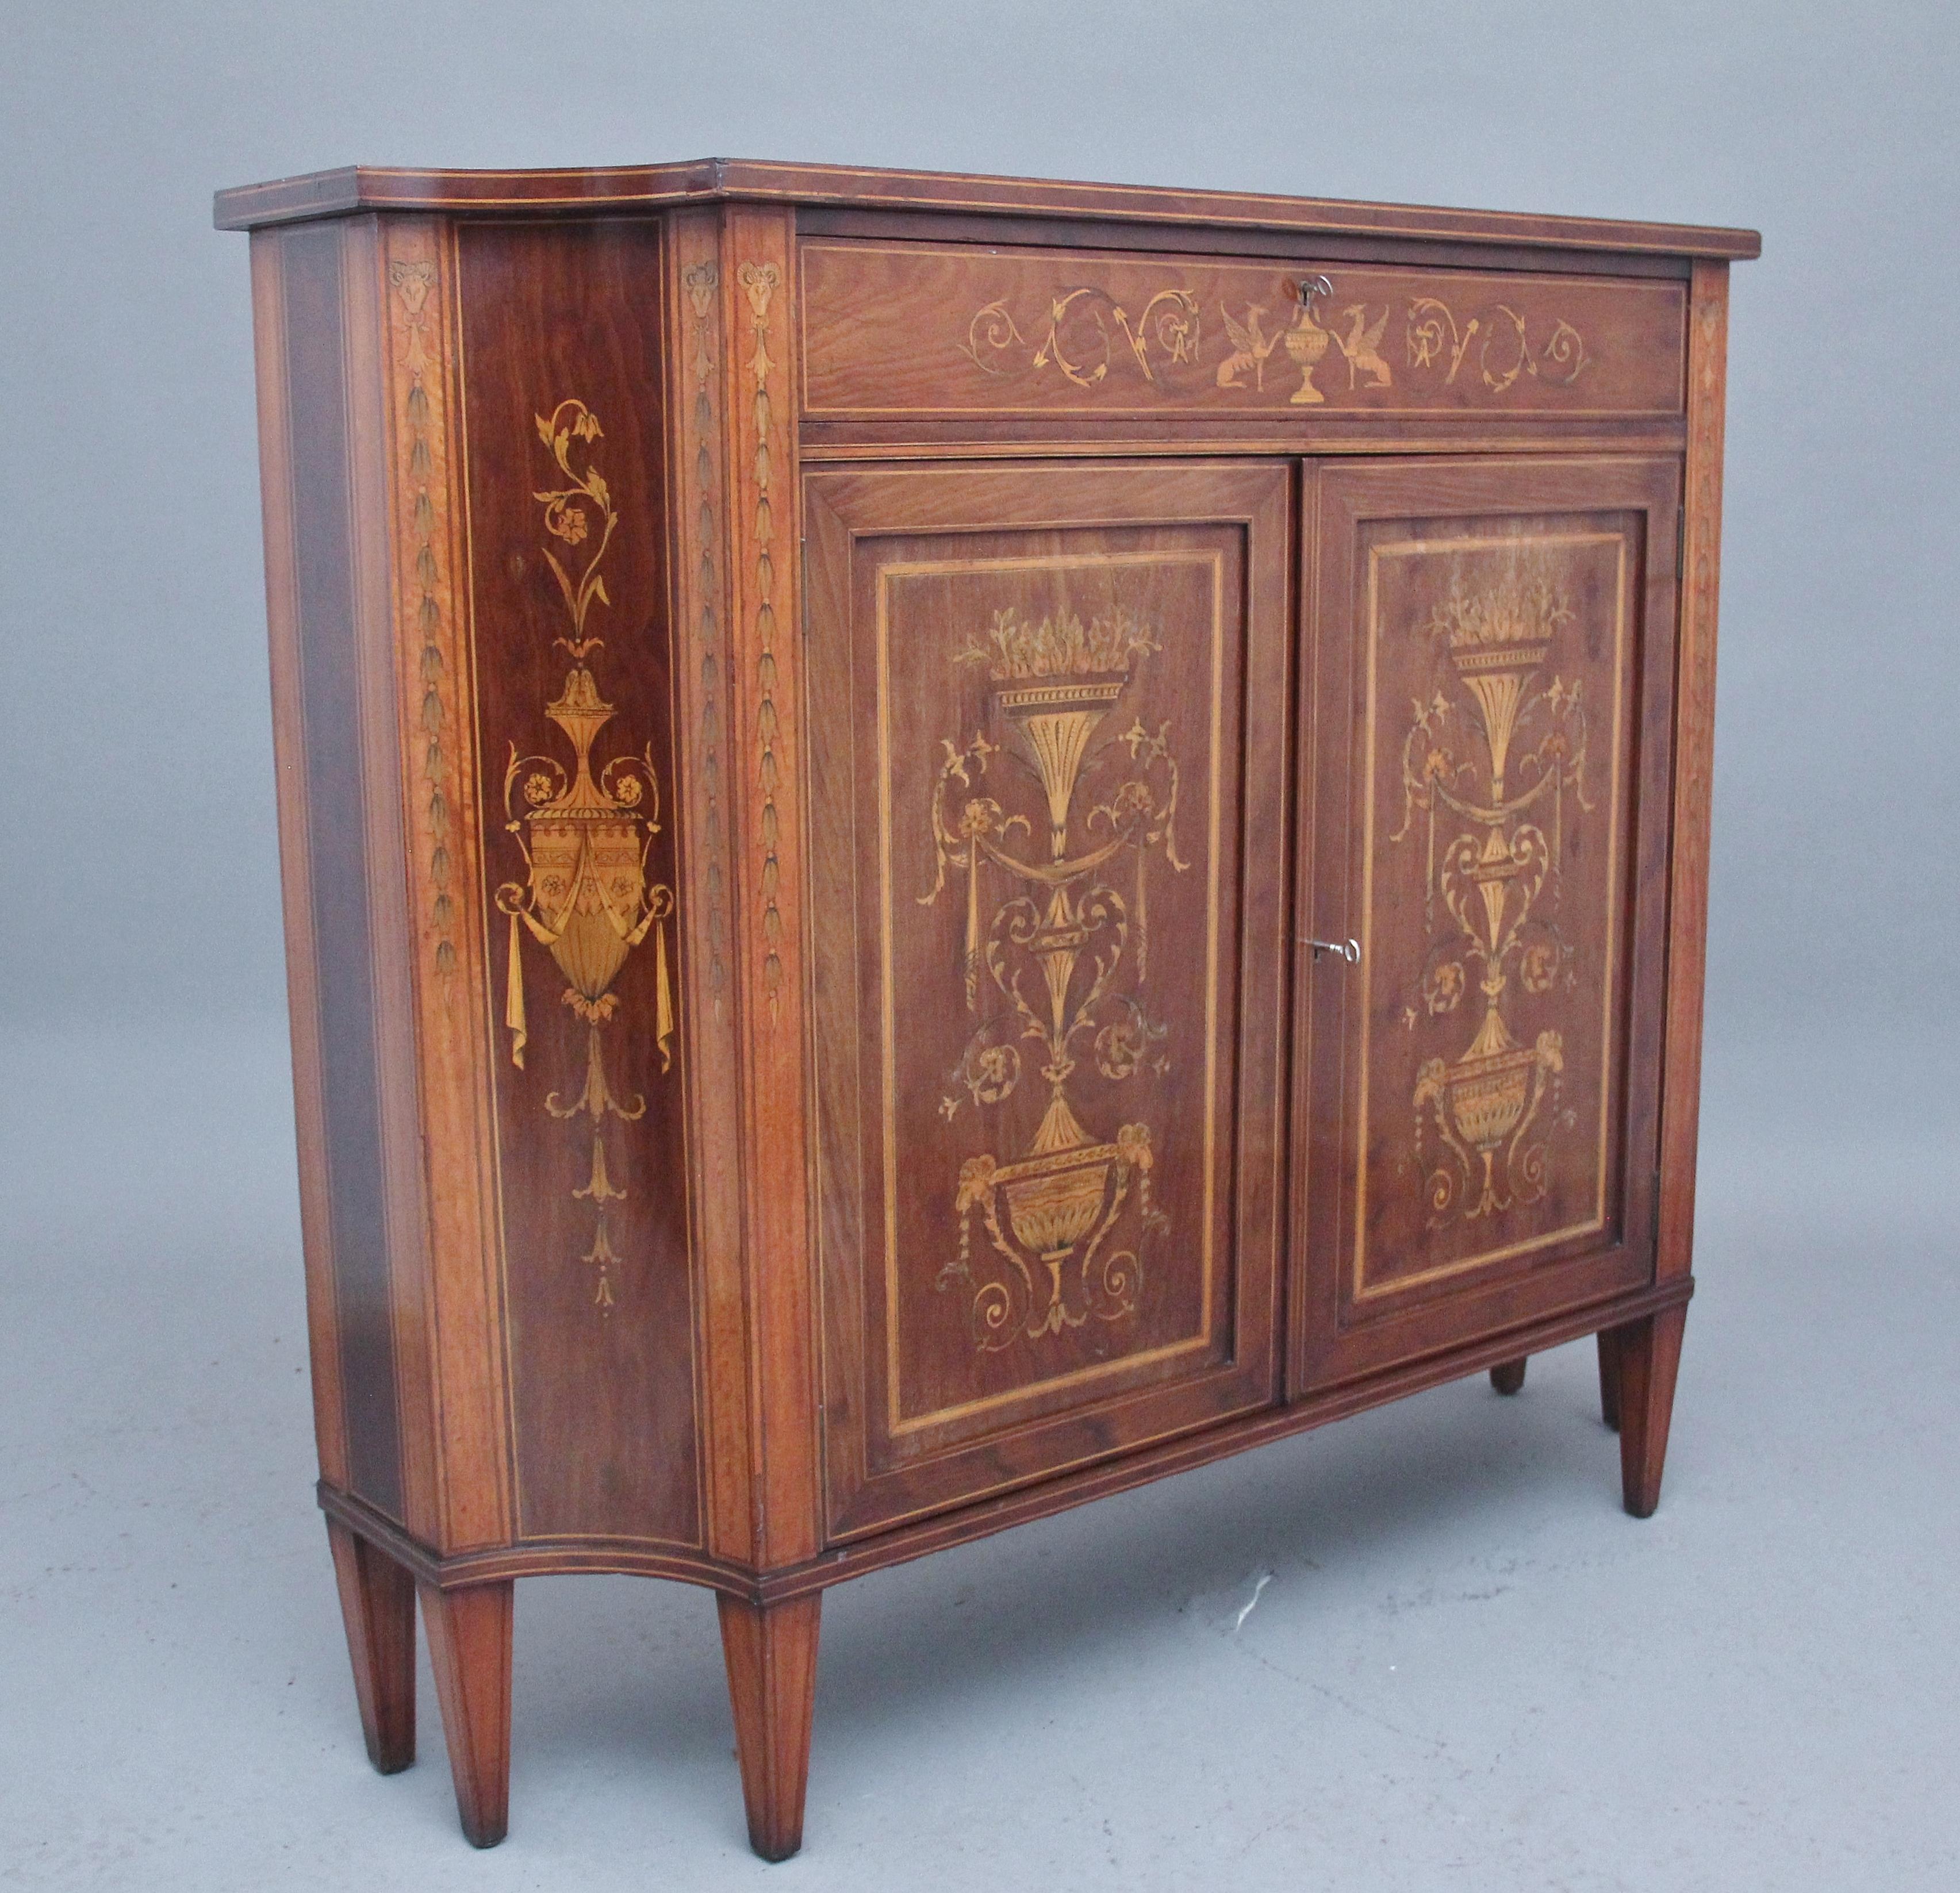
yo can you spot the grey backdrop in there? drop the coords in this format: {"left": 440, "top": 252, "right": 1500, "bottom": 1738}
{"left": 3, "top": 3, "right": 1957, "bottom": 1888}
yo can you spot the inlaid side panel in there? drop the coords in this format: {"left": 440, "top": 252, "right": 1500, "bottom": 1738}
{"left": 376, "top": 217, "right": 512, "bottom": 1552}
{"left": 663, "top": 210, "right": 758, "bottom": 1567}
{"left": 801, "top": 240, "right": 1686, "bottom": 421}
{"left": 717, "top": 205, "right": 823, "bottom": 1569}
{"left": 808, "top": 463, "right": 1290, "bottom": 1539}
{"left": 1294, "top": 457, "right": 1679, "bottom": 1392}
{"left": 457, "top": 221, "right": 702, "bottom": 1548}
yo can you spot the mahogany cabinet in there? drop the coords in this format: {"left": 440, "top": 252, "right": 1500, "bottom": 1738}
{"left": 216, "top": 158, "right": 1756, "bottom": 1860}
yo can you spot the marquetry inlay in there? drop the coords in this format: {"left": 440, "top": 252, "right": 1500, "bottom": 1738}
{"left": 493, "top": 400, "right": 677, "bottom": 1314}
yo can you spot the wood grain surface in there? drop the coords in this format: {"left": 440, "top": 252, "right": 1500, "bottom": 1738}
{"left": 258, "top": 217, "right": 412, "bottom": 1527}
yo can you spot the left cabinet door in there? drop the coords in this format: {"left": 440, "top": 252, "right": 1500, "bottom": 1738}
{"left": 806, "top": 461, "right": 1291, "bottom": 1539}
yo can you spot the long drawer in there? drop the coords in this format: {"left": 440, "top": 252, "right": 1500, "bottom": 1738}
{"left": 799, "top": 237, "right": 1686, "bottom": 423}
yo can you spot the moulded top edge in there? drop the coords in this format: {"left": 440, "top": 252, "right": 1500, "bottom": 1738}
{"left": 212, "top": 156, "right": 1762, "bottom": 260}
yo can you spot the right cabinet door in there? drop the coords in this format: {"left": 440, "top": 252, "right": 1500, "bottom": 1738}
{"left": 1292, "top": 456, "right": 1681, "bottom": 1393}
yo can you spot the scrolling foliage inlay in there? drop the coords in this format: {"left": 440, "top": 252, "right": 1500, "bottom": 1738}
{"left": 962, "top": 286, "right": 1201, "bottom": 387}
{"left": 1393, "top": 559, "right": 1592, "bottom": 1223}
{"left": 387, "top": 252, "right": 459, "bottom": 976}
{"left": 962, "top": 277, "right": 1589, "bottom": 406}
{"left": 921, "top": 605, "right": 1184, "bottom": 1349}
{"left": 494, "top": 401, "right": 677, "bottom": 1314}
{"left": 737, "top": 259, "right": 787, "bottom": 1021}
{"left": 681, "top": 259, "right": 728, "bottom": 1012}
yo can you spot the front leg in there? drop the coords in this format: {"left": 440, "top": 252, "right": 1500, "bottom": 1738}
{"left": 419, "top": 1580, "right": 514, "bottom": 1847}
{"left": 1610, "top": 1307, "right": 1687, "bottom": 1518}
{"left": 718, "top": 1594, "right": 822, "bottom": 1862}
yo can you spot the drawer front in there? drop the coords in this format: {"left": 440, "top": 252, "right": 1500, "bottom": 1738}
{"left": 806, "top": 461, "right": 1290, "bottom": 1539}
{"left": 800, "top": 239, "right": 1686, "bottom": 422}
{"left": 1292, "top": 456, "right": 1681, "bottom": 1391}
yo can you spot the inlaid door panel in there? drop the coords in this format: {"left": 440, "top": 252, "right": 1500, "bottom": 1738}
{"left": 1291, "top": 457, "right": 1680, "bottom": 1393}
{"left": 807, "top": 462, "right": 1290, "bottom": 1539}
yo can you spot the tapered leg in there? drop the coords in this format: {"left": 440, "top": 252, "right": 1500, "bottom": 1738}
{"left": 325, "top": 1518, "right": 417, "bottom": 1774}
{"left": 419, "top": 1580, "right": 514, "bottom": 1848}
{"left": 1597, "top": 1327, "right": 1623, "bottom": 1431}
{"left": 1612, "top": 1306, "right": 1687, "bottom": 1519}
{"left": 1489, "top": 1356, "right": 1528, "bottom": 1396}
{"left": 718, "top": 1594, "right": 822, "bottom": 1863}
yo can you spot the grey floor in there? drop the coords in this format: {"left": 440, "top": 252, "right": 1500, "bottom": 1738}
{"left": 3, "top": 1023, "right": 1954, "bottom": 1891}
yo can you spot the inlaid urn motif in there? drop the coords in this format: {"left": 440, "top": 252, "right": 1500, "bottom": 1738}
{"left": 1396, "top": 559, "right": 1593, "bottom": 1223}
{"left": 496, "top": 400, "right": 675, "bottom": 1313}
{"left": 1282, "top": 274, "right": 1336, "bottom": 405}
{"left": 922, "top": 604, "right": 1186, "bottom": 1350}
{"left": 505, "top": 663, "right": 673, "bottom": 1071}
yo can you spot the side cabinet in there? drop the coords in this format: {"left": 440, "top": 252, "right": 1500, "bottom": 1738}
{"left": 804, "top": 461, "right": 1292, "bottom": 1536}
{"left": 219, "top": 155, "right": 1752, "bottom": 1865}
{"left": 1291, "top": 457, "right": 1681, "bottom": 1391}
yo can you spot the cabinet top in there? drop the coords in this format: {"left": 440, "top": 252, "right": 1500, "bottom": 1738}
{"left": 213, "top": 156, "right": 1760, "bottom": 260}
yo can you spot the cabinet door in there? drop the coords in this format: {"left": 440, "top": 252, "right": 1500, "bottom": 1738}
{"left": 806, "top": 462, "right": 1290, "bottom": 1539}
{"left": 1292, "top": 458, "right": 1680, "bottom": 1392}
